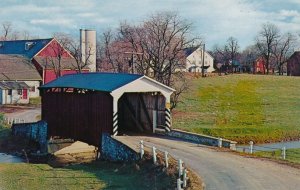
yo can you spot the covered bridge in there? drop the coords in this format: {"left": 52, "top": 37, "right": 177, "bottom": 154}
{"left": 40, "top": 73, "right": 175, "bottom": 147}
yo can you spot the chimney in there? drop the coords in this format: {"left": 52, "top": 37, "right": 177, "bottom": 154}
{"left": 80, "top": 29, "right": 96, "bottom": 72}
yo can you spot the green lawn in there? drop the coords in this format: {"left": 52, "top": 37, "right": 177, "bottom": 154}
{"left": 0, "top": 161, "right": 175, "bottom": 190}
{"left": 254, "top": 148, "right": 300, "bottom": 164}
{"left": 173, "top": 74, "right": 300, "bottom": 143}
{"left": 0, "top": 115, "right": 175, "bottom": 190}
{"left": 29, "top": 97, "right": 41, "bottom": 106}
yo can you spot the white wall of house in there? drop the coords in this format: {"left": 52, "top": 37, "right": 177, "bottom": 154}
{"left": 24, "top": 81, "right": 40, "bottom": 98}
{"left": 0, "top": 89, "right": 5, "bottom": 104}
{"left": 186, "top": 47, "right": 215, "bottom": 73}
{"left": 0, "top": 89, "right": 29, "bottom": 104}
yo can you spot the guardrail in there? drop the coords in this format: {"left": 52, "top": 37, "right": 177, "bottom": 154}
{"left": 3, "top": 117, "right": 26, "bottom": 125}
{"left": 166, "top": 129, "right": 237, "bottom": 150}
{"left": 237, "top": 141, "right": 300, "bottom": 161}
{"left": 139, "top": 140, "right": 189, "bottom": 190}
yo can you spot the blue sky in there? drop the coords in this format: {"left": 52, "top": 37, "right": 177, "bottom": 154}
{"left": 0, "top": 0, "right": 299, "bottom": 50}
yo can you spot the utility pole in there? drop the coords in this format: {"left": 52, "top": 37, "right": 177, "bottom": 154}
{"left": 124, "top": 52, "right": 143, "bottom": 74}
{"left": 201, "top": 44, "right": 206, "bottom": 77}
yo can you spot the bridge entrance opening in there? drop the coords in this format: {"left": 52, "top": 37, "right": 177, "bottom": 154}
{"left": 117, "top": 92, "right": 166, "bottom": 135}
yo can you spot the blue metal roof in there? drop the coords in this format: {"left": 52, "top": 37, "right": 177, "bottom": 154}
{"left": 40, "top": 73, "right": 143, "bottom": 92}
{"left": 0, "top": 38, "right": 52, "bottom": 59}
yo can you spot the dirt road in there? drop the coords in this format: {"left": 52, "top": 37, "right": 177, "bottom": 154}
{"left": 115, "top": 135, "right": 300, "bottom": 190}
{"left": 4, "top": 107, "right": 41, "bottom": 123}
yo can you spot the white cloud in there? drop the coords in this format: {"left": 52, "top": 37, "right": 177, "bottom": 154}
{"left": 30, "top": 19, "right": 74, "bottom": 28}
{"left": 0, "top": 0, "right": 299, "bottom": 50}
{"left": 77, "top": 13, "right": 97, "bottom": 18}
{"left": 279, "top": 10, "right": 300, "bottom": 17}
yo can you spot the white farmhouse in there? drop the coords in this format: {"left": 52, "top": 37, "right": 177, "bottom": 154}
{"left": 185, "top": 47, "right": 215, "bottom": 73}
{"left": 0, "top": 55, "right": 42, "bottom": 103}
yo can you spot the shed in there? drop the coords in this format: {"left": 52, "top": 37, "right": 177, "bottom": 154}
{"left": 39, "top": 73, "right": 175, "bottom": 147}
{"left": 0, "top": 81, "right": 30, "bottom": 104}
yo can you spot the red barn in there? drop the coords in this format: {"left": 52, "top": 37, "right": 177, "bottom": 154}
{"left": 0, "top": 38, "right": 90, "bottom": 84}
{"left": 287, "top": 51, "right": 300, "bottom": 76}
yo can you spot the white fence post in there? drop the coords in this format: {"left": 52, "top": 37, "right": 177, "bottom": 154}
{"left": 249, "top": 141, "right": 253, "bottom": 154}
{"left": 152, "top": 146, "right": 157, "bottom": 164}
{"left": 140, "top": 140, "right": 144, "bottom": 159}
{"left": 178, "top": 159, "right": 183, "bottom": 176}
{"left": 164, "top": 151, "right": 169, "bottom": 168}
{"left": 218, "top": 137, "right": 222, "bottom": 148}
{"left": 183, "top": 168, "right": 188, "bottom": 188}
{"left": 282, "top": 146, "right": 286, "bottom": 160}
{"left": 177, "top": 178, "right": 183, "bottom": 190}
{"left": 153, "top": 110, "right": 157, "bottom": 133}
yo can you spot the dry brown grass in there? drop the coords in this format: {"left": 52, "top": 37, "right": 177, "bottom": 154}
{"left": 144, "top": 150, "right": 204, "bottom": 190}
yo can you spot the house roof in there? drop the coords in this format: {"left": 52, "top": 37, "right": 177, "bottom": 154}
{"left": 184, "top": 47, "right": 214, "bottom": 60}
{"left": 288, "top": 51, "right": 300, "bottom": 61}
{"left": 0, "top": 54, "right": 42, "bottom": 81}
{"left": 40, "top": 72, "right": 143, "bottom": 92}
{"left": 0, "top": 81, "right": 30, "bottom": 90}
{"left": 0, "top": 38, "right": 52, "bottom": 59}
{"left": 33, "top": 56, "right": 86, "bottom": 70}
{"left": 184, "top": 47, "right": 198, "bottom": 57}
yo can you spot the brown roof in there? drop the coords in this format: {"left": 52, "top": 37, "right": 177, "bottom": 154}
{"left": 33, "top": 56, "right": 89, "bottom": 70}
{"left": 0, "top": 54, "right": 41, "bottom": 80}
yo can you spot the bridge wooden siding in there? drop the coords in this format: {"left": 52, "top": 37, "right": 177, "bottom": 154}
{"left": 40, "top": 73, "right": 175, "bottom": 148}
{"left": 42, "top": 91, "right": 113, "bottom": 146}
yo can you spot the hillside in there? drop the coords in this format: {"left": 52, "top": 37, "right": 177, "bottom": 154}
{"left": 173, "top": 74, "right": 300, "bottom": 144}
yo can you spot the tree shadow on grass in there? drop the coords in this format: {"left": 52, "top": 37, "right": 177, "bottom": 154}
{"left": 63, "top": 159, "right": 176, "bottom": 190}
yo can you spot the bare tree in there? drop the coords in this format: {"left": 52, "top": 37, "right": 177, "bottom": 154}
{"left": 98, "top": 29, "right": 130, "bottom": 73}
{"left": 170, "top": 73, "right": 189, "bottom": 110}
{"left": 1, "top": 22, "right": 12, "bottom": 40}
{"left": 226, "top": 37, "right": 240, "bottom": 73}
{"left": 255, "top": 23, "right": 280, "bottom": 74}
{"left": 240, "top": 45, "right": 259, "bottom": 73}
{"left": 67, "top": 40, "right": 95, "bottom": 73}
{"left": 272, "top": 32, "right": 296, "bottom": 75}
{"left": 213, "top": 37, "right": 240, "bottom": 73}
{"left": 43, "top": 34, "right": 73, "bottom": 78}
{"left": 10, "top": 31, "right": 20, "bottom": 40}
{"left": 120, "top": 12, "right": 201, "bottom": 86}
{"left": 21, "top": 30, "right": 30, "bottom": 40}
{"left": 100, "top": 12, "right": 201, "bottom": 109}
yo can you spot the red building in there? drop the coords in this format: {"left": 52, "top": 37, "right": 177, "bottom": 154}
{"left": 253, "top": 57, "right": 265, "bottom": 74}
{"left": 0, "top": 38, "right": 90, "bottom": 84}
{"left": 253, "top": 57, "right": 274, "bottom": 74}
{"left": 287, "top": 51, "right": 300, "bottom": 76}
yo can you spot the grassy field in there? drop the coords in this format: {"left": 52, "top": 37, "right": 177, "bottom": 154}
{"left": 0, "top": 160, "right": 176, "bottom": 190}
{"left": 173, "top": 74, "right": 300, "bottom": 144}
{"left": 254, "top": 148, "right": 300, "bottom": 164}
{"left": 29, "top": 97, "right": 41, "bottom": 106}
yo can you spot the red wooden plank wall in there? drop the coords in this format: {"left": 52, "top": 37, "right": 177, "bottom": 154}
{"left": 42, "top": 91, "right": 113, "bottom": 147}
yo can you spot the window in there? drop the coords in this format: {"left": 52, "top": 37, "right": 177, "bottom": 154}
{"left": 8, "top": 89, "right": 12, "bottom": 95}
{"left": 18, "top": 89, "right": 22, "bottom": 95}
{"left": 25, "top": 42, "right": 35, "bottom": 50}
{"left": 30, "top": 86, "right": 35, "bottom": 92}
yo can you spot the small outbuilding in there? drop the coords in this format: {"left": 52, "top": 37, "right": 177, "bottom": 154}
{"left": 39, "top": 73, "right": 175, "bottom": 147}
{"left": 0, "top": 81, "right": 30, "bottom": 104}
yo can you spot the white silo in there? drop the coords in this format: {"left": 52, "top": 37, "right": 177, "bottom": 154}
{"left": 80, "top": 29, "right": 96, "bottom": 72}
